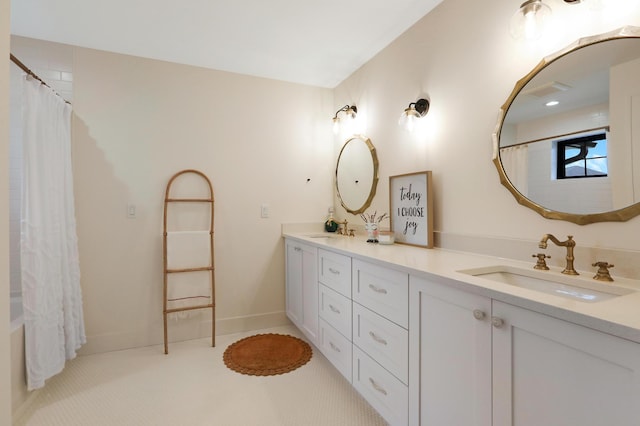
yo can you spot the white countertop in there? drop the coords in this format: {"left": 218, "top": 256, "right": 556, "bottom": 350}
{"left": 284, "top": 231, "right": 640, "bottom": 344}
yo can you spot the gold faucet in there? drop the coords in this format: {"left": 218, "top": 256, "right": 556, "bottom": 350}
{"left": 538, "top": 234, "right": 578, "bottom": 275}
{"left": 336, "top": 219, "right": 349, "bottom": 236}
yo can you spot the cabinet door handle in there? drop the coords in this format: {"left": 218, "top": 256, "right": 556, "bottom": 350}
{"left": 329, "top": 342, "right": 341, "bottom": 353}
{"left": 473, "top": 309, "right": 486, "bottom": 320}
{"left": 329, "top": 304, "right": 341, "bottom": 314}
{"left": 369, "top": 378, "right": 388, "bottom": 396}
{"left": 369, "top": 331, "right": 388, "bottom": 345}
{"left": 294, "top": 246, "right": 302, "bottom": 252}
{"left": 491, "top": 317, "right": 505, "bottom": 328}
{"left": 368, "top": 284, "right": 388, "bottom": 294}
{"left": 328, "top": 267, "right": 340, "bottom": 275}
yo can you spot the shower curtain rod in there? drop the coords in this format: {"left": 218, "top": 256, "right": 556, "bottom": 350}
{"left": 9, "top": 53, "right": 72, "bottom": 105}
{"left": 499, "top": 125, "right": 610, "bottom": 149}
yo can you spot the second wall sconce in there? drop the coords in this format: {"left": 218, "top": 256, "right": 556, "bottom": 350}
{"left": 510, "top": 0, "right": 582, "bottom": 41}
{"left": 399, "top": 98, "right": 429, "bottom": 132}
{"left": 332, "top": 105, "right": 357, "bottom": 135}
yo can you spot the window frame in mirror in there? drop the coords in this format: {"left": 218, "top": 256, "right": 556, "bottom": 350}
{"left": 492, "top": 26, "right": 640, "bottom": 225}
{"left": 335, "top": 135, "right": 379, "bottom": 215}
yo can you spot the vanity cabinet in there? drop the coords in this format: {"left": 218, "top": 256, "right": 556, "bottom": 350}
{"left": 352, "top": 259, "right": 409, "bottom": 426}
{"left": 317, "top": 249, "right": 353, "bottom": 382}
{"left": 285, "top": 239, "right": 318, "bottom": 344}
{"left": 410, "top": 275, "right": 640, "bottom": 426}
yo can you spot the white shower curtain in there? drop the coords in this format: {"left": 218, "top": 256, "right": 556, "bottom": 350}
{"left": 500, "top": 144, "right": 529, "bottom": 196}
{"left": 21, "top": 76, "right": 86, "bottom": 390}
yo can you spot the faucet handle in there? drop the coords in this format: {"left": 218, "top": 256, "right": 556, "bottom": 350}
{"left": 532, "top": 253, "right": 550, "bottom": 270}
{"left": 592, "top": 261, "right": 614, "bottom": 282}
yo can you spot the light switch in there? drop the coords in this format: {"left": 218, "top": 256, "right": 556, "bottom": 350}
{"left": 261, "top": 204, "right": 269, "bottom": 218}
{"left": 127, "top": 203, "right": 136, "bottom": 218}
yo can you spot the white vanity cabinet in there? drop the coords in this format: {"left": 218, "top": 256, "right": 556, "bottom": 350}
{"left": 492, "top": 300, "right": 640, "bottom": 426}
{"left": 352, "top": 259, "right": 409, "bottom": 426}
{"left": 285, "top": 239, "right": 318, "bottom": 344}
{"left": 317, "top": 249, "right": 353, "bottom": 382}
{"left": 410, "top": 274, "right": 640, "bottom": 426}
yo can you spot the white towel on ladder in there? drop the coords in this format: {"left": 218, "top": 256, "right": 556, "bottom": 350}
{"left": 166, "top": 231, "right": 212, "bottom": 317}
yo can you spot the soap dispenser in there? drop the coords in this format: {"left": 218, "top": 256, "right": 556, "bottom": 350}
{"left": 324, "top": 207, "right": 339, "bottom": 233}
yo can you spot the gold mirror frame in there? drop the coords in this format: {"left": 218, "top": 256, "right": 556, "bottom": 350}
{"left": 493, "top": 26, "right": 640, "bottom": 225}
{"left": 335, "top": 135, "right": 379, "bottom": 215}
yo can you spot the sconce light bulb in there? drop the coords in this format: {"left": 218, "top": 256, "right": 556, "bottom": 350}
{"left": 510, "top": 0, "right": 552, "bottom": 41}
{"left": 332, "top": 117, "right": 340, "bottom": 135}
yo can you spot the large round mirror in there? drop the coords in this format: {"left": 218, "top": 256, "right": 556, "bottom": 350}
{"left": 493, "top": 26, "right": 640, "bottom": 225}
{"left": 336, "top": 135, "right": 379, "bottom": 215}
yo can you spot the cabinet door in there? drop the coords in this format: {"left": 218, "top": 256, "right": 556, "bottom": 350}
{"left": 492, "top": 301, "right": 640, "bottom": 426}
{"left": 409, "top": 276, "right": 492, "bottom": 426}
{"left": 285, "top": 240, "right": 318, "bottom": 343}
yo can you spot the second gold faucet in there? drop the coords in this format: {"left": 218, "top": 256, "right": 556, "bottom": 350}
{"left": 538, "top": 234, "right": 578, "bottom": 275}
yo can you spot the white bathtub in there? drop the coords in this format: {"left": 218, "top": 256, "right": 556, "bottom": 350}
{"left": 10, "top": 295, "right": 27, "bottom": 415}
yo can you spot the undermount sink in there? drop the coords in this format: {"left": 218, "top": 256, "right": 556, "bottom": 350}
{"left": 306, "top": 233, "right": 337, "bottom": 239}
{"left": 458, "top": 265, "right": 635, "bottom": 303}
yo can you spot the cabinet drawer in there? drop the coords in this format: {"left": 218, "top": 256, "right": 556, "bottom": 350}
{"left": 318, "top": 319, "right": 352, "bottom": 383}
{"left": 353, "top": 345, "right": 408, "bottom": 426}
{"left": 319, "top": 284, "right": 352, "bottom": 340}
{"left": 319, "top": 249, "right": 352, "bottom": 298}
{"left": 353, "top": 259, "right": 408, "bottom": 328}
{"left": 353, "top": 302, "right": 408, "bottom": 384}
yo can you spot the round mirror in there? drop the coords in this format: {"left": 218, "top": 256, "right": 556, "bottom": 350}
{"left": 493, "top": 26, "right": 640, "bottom": 225}
{"left": 336, "top": 135, "right": 379, "bottom": 215}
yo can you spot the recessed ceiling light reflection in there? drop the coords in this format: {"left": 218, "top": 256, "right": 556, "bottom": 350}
{"left": 545, "top": 100, "right": 560, "bottom": 107}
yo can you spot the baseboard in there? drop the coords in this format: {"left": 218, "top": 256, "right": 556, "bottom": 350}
{"left": 78, "top": 311, "right": 290, "bottom": 355}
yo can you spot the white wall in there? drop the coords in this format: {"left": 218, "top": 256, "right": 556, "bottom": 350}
{"left": 1, "top": 0, "right": 12, "bottom": 421}
{"left": 333, "top": 0, "right": 640, "bottom": 250}
{"left": 70, "top": 48, "right": 335, "bottom": 353}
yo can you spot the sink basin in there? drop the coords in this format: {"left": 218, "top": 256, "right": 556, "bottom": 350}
{"left": 458, "top": 265, "right": 635, "bottom": 303}
{"left": 305, "top": 233, "right": 337, "bottom": 239}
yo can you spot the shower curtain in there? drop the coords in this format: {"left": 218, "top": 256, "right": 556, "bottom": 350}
{"left": 21, "top": 75, "right": 85, "bottom": 390}
{"left": 500, "top": 144, "right": 529, "bottom": 196}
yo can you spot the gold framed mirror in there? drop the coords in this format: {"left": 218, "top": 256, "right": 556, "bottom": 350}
{"left": 493, "top": 26, "right": 640, "bottom": 225}
{"left": 336, "top": 135, "right": 379, "bottom": 215}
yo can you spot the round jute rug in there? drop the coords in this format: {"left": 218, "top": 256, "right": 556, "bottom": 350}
{"left": 223, "top": 333, "right": 312, "bottom": 376}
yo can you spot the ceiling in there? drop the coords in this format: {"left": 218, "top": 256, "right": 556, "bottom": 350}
{"left": 10, "top": 0, "right": 444, "bottom": 88}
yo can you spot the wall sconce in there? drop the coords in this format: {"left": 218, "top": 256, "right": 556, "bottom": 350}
{"left": 332, "top": 105, "right": 357, "bottom": 135}
{"left": 510, "top": 0, "right": 552, "bottom": 40}
{"left": 510, "top": 0, "right": 582, "bottom": 41}
{"left": 398, "top": 98, "right": 429, "bottom": 132}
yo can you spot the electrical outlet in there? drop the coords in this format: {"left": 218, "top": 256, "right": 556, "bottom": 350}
{"left": 261, "top": 204, "right": 270, "bottom": 218}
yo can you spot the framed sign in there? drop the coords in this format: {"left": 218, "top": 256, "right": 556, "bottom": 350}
{"left": 389, "top": 171, "right": 433, "bottom": 248}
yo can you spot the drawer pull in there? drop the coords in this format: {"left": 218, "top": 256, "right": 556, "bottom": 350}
{"left": 369, "top": 331, "right": 388, "bottom": 346}
{"left": 294, "top": 246, "right": 302, "bottom": 252}
{"left": 368, "top": 284, "right": 388, "bottom": 294}
{"left": 369, "top": 378, "right": 388, "bottom": 396}
{"left": 329, "top": 304, "right": 341, "bottom": 314}
{"left": 328, "top": 267, "right": 340, "bottom": 275}
{"left": 329, "top": 342, "right": 341, "bottom": 353}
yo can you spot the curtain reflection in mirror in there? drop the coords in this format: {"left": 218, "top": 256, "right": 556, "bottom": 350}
{"left": 501, "top": 145, "right": 529, "bottom": 196}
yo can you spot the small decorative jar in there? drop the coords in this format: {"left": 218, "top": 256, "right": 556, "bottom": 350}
{"left": 365, "top": 222, "right": 379, "bottom": 243}
{"left": 378, "top": 231, "right": 395, "bottom": 245}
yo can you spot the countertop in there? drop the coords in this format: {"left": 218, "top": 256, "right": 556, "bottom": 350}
{"left": 284, "top": 231, "right": 640, "bottom": 344}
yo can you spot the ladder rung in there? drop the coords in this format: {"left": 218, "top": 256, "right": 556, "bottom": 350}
{"left": 166, "top": 198, "right": 213, "bottom": 202}
{"left": 165, "top": 304, "right": 213, "bottom": 314}
{"left": 166, "top": 266, "right": 214, "bottom": 273}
